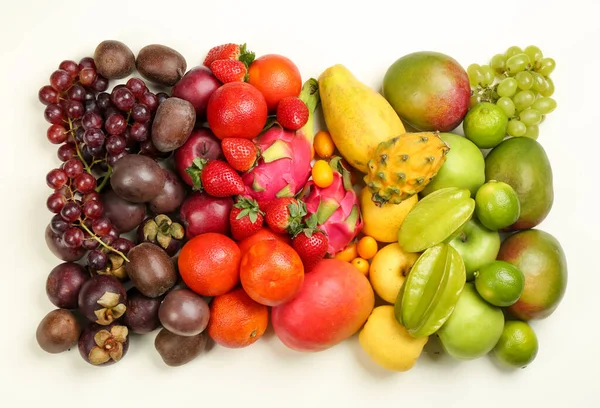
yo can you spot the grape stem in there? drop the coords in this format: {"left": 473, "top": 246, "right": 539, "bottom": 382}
{"left": 95, "top": 165, "right": 112, "bottom": 193}
{"left": 78, "top": 221, "right": 130, "bottom": 263}
{"left": 67, "top": 118, "right": 93, "bottom": 176}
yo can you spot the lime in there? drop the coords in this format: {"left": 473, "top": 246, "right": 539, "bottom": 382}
{"left": 474, "top": 260, "right": 524, "bottom": 307}
{"left": 463, "top": 102, "right": 508, "bottom": 149}
{"left": 493, "top": 320, "right": 539, "bottom": 368}
{"left": 475, "top": 180, "right": 520, "bottom": 231}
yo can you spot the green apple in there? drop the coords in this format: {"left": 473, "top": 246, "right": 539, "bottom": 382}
{"left": 422, "top": 133, "right": 485, "bottom": 197}
{"left": 449, "top": 218, "right": 500, "bottom": 281}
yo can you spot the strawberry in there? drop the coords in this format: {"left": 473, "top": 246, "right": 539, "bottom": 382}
{"left": 265, "top": 197, "right": 307, "bottom": 235}
{"left": 292, "top": 216, "right": 329, "bottom": 272}
{"left": 210, "top": 59, "right": 247, "bottom": 84}
{"left": 185, "top": 157, "right": 245, "bottom": 197}
{"left": 276, "top": 96, "right": 309, "bottom": 130}
{"left": 222, "top": 138, "right": 260, "bottom": 172}
{"left": 230, "top": 197, "right": 264, "bottom": 240}
{"left": 203, "top": 43, "right": 256, "bottom": 69}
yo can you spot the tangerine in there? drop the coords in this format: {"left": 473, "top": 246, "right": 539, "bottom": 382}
{"left": 247, "top": 54, "right": 302, "bottom": 112}
{"left": 237, "top": 227, "right": 292, "bottom": 258}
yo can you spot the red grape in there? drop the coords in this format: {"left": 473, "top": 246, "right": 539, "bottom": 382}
{"left": 39, "top": 85, "right": 59, "bottom": 105}
{"left": 47, "top": 125, "right": 67, "bottom": 144}
{"left": 82, "top": 111, "right": 103, "bottom": 130}
{"left": 83, "top": 200, "right": 104, "bottom": 219}
{"left": 82, "top": 238, "right": 100, "bottom": 250}
{"left": 97, "top": 92, "right": 112, "bottom": 111}
{"left": 63, "top": 158, "right": 84, "bottom": 178}
{"left": 106, "top": 135, "right": 126, "bottom": 155}
{"left": 131, "top": 104, "right": 151, "bottom": 123}
{"left": 50, "top": 214, "right": 70, "bottom": 234}
{"left": 50, "top": 69, "right": 73, "bottom": 92}
{"left": 44, "top": 104, "right": 66, "bottom": 125}
{"left": 82, "top": 191, "right": 101, "bottom": 203}
{"left": 79, "top": 68, "right": 97, "bottom": 87}
{"left": 46, "top": 168, "right": 68, "bottom": 189}
{"left": 129, "top": 122, "right": 149, "bottom": 142}
{"left": 58, "top": 143, "right": 76, "bottom": 162}
{"left": 63, "top": 227, "right": 84, "bottom": 249}
{"left": 83, "top": 128, "right": 105, "bottom": 148}
{"left": 102, "top": 226, "right": 119, "bottom": 245}
{"left": 60, "top": 202, "right": 82, "bottom": 222}
{"left": 126, "top": 78, "right": 147, "bottom": 99}
{"left": 66, "top": 100, "right": 84, "bottom": 119}
{"left": 111, "top": 87, "right": 135, "bottom": 111}
{"left": 87, "top": 250, "right": 108, "bottom": 270}
{"left": 92, "top": 217, "right": 112, "bottom": 236}
{"left": 139, "top": 92, "right": 158, "bottom": 112}
{"left": 105, "top": 113, "right": 127, "bottom": 135}
{"left": 59, "top": 60, "right": 80, "bottom": 78}
{"left": 79, "top": 57, "right": 96, "bottom": 70}
{"left": 74, "top": 173, "right": 96, "bottom": 193}
{"left": 47, "top": 193, "right": 67, "bottom": 213}
{"left": 91, "top": 74, "right": 109, "bottom": 92}
{"left": 113, "top": 238, "right": 134, "bottom": 254}
{"left": 67, "top": 84, "right": 86, "bottom": 102}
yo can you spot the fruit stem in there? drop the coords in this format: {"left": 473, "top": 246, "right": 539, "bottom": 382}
{"left": 298, "top": 78, "right": 320, "bottom": 144}
{"left": 95, "top": 165, "right": 112, "bottom": 193}
{"left": 67, "top": 118, "right": 93, "bottom": 176}
{"left": 79, "top": 221, "right": 130, "bottom": 262}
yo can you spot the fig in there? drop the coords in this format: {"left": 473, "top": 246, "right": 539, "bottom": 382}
{"left": 155, "top": 329, "right": 207, "bottom": 367}
{"left": 148, "top": 169, "right": 187, "bottom": 215}
{"left": 179, "top": 191, "right": 233, "bottom": 239}
{"left": 46, "top": 262, "right": 89, "bottom": 309}
{"left": 151, "top": 97, "right": 196, "bottom": 152}
{"left": 125, "top": 243, "right": 177, "bottom": 298}
{"left": 171, "top": 66, "right": 220, "bottom": 119}
{"left": 158, "top": 288, "right": 210, "bottom": 336}
{"left": 102, "top": 189, "right": 147, "bottom": 233}
{"left": 136, "top": 214, "right": 185, "bottom": 257}
{"left": 123, "top": 287, "right": 162, "bottom": 334}
{"left": 110, "top": 154, "right": 166, "bottom": 203}
{"left": 94, "top": 40, "right": 135, "bottom": 79}
{"left": 136, "top": 44, "right": 187, "bottom": 86}
{"left": 78, "top": 275, "right": 127, "bottom": 325}
{"left": 174, "top": 128, "right": 223, "bottom": 187}
{"left": 78, "top": 322, "right": 129, "bottom": 366}
{"left": 45, "top": 224, "right": 86, "bottom": 262}
{"left": 36, "top": 309, "right": 81, "bottom": 354}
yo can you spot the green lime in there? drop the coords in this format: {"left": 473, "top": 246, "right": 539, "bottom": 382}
{"left": 493, "top": 320, "right": 539, "bottom": 368}
{"left": 474, "top": 260, "right": 524, "bottom": 307}
{"left": 475, "top": 180, "right": 520, "bottom": 231}
{"left": 463, "top": 102, "right": 508, "bottom": 149}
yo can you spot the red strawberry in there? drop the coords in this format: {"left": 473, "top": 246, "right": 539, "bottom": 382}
{"left": 230, "top": 197, "right": 264, "bottom": 240}
{"left": 222, "top": 138, "right": 260, "bottom": 172}
{"left": 210, "top": 60, "right": 247, "bottom": 84}
{"left": 203, "top": 43, "right": 255, "bottom": 68}
{"left": 292, "top": 217, "right": 329, "bottom": 272}
{"left": 265, "top": 197, "right": 307, "bottom": 235}
{"left": 276, "top": 96, "right": 309, "bottom": 130}
{"left": 185, "top": 157, "right": 245, "bottom": 197}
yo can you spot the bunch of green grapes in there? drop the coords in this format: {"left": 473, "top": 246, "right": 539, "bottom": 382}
{"left": 468, "top": 45, "right": 557, "bottom": 139}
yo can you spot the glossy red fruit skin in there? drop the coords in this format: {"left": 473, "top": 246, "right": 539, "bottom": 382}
{"left": 174, "top": 128, "right": 224, "bottom": 187}
{"left": 206, "top": 82, "right": 268, "bottom": 140}
{"left": 172, "top": 67, "right": 221, "bottom": 120}
{"left": 179, "top": 191, "right": 233, "bottom": 239}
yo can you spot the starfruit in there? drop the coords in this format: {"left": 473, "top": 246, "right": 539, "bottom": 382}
{"left": 394, "top": 243, "right": 466, "bottom": 338}
{"left": 397, "top": 187, "right": 475, "bottom": 253}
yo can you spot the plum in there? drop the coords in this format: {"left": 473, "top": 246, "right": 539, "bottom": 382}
{"left": 36, "top": 309, "right": 81, "bottom": 354}
{"left": 136, "top": 44, "right": 186, "bottom": 87}
{"left": 110, "top": 154, "right": 166, "bottom": 203}
{"left": 174, "top": 128, "right": 223, "bottom": 187}
{"left": 151, "top": 97, "right": 196, "bottom": 152}
{"left": 179, "top": 191, "right": 232, "bottom": 239}
{"left": 45, "top": 224, "right": 86, "bottom": 262}
{"left": 125, "top": 243, "right": 177, "bottom": 298}
{"left": 155, "top": 329, "right": 207, "bottom": 367}
{"left": 148, "top": 169, "right": 187, "bottom": 215}
{"left": 171, "top": 66, "right": 220, "bottom": 119}
{"left": 46, "top": 262, "right": 89, "bottom": 309}
{"left": 136, "top": 214, "right": 185, "bottom": 257}
{"left": 123, "top": 287, "right": 162, "bottom": 334}
{"left": 78, "top": 322, "right": 129, "bottom": 366}
{"left": 102, "top": 189, "right": 147, "bottom": 233}
{"left": 158, "top": 288, "right": 210, "bottom": 336}
{"left": 78, "top": 275, "right": 127, "bottom": 325}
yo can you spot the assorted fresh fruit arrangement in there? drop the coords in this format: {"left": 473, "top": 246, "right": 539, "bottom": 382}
{"left": 35, "top": 40, "right": 566, "bottom": 373}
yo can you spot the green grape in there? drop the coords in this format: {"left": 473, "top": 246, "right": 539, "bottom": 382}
{"left": 531, "top": 72, "right": 550, "bottom": 93}
{"left": 480, "top": 65, "right": 496, "bottom": 87}
{"left": 537, "top": 58, "right": 556, "bottom": 76}
{"left": 490, "top": 53, "right": 506, "bottom": 74}
{"left": 513, "top": 90, "right": 536, "bottom": 111}
{"left": 467, "top": 64, "right": 484, "bottom": 86}
{"left": 496, "top": 97, "right": 516, "bottom": 117}
{"left": 515, "top": 71, "right": 533, "bottom": 90}
{"left": 532, "top": 97, "right": 557, "bottom": 114}
{"left": 505, "top": 46, "right": 523, "bottom": 59}
{"left": 524, "top": 125, "right": 539, "bottom": 140}
{"left": 540, "top": 77, "right": 555, "bottom": 97}
{"left": 524, "top": 45, "right": 543, "bottom": 62}
{"left": 506, "top": 53, "right": 531, "bottom": 74}
{"left": 507, "top": 119, "right": 527, "bottom": 137}
{"left": 520, "top": 109, "right": 542, "bottom": 126}
{"left": 497, "top": 78, "right": 518, "bottom": 97}
{"left": 470, "top": 95, "right": 480, "bottom": 108}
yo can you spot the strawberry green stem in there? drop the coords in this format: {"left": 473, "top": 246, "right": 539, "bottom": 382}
{"left": 298, "top": 78, "right": 320, "bottom": 144}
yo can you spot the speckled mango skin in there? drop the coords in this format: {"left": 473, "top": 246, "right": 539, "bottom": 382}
{"left": 382, "top": 51, "right": 470, "bottom": 132}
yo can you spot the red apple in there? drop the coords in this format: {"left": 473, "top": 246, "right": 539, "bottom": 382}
{"left": 174, "top": 127, "right": 223, "bottom": 187}
{"left": 179, "top": 191, "right": 232, "bottom": 239}
{"left": 171, "top": 66, "right": 220, "bottom": 119}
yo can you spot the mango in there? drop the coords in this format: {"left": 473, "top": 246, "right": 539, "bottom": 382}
{"left": 318, "top": 65, "right": 405, "bottom": 173}
{"left": 484, "top": 137, "right": 553, "bottom": 231}
{"left": 497, "top": 229, "right": 568, "bottom": 321}
{"left": 382, "top": 51, "right": 470, "bottom": 132}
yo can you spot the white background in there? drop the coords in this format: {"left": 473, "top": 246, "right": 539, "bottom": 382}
{"left": 1, "top": 0, "right": 598, "bottom": 407}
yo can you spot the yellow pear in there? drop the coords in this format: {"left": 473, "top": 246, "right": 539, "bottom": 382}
{"left": 318, "top": 65, "right": 406, "bottom": 173}
{"left": 359, "top": 187, "right": 418, "bottom": 243}
{"left": 369, "top": 243, "right": 420, "bottom": 304}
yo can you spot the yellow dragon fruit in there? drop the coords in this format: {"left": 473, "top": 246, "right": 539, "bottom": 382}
{"left": 300, "top": 157, "right": 363, "bottom": 255}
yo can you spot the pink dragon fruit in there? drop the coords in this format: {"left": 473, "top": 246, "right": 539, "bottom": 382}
{"left": 242, "top": 79, "right": 319, "bottom": 207}
{"left": 300, "top": 157, "right": 363, "bottom": 255}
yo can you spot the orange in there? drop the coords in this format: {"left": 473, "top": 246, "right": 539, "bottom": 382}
{"left": 207, "top": 288, "right": 269, "bottom": 349}
{"left": 312, "top": 160, "right": 334, "bottom": 188}
{"left": 247, "top": 54, "right": 302, "bottom": 112}
{"left": 351, "top": 257, "right": 370, "bottom": 275}
{"left": 177, "top": 232, "right": 241, "bottom": 296}
{"left": 237, "top": 227, "right": 292, "bottom": 258}
{"left": 357, "top": 236, "right": 378, "bottom": 260}
{"left": 240, "top": 239, "right": 304, "bottom": 306}
{"left": 334, "top": 243, "right": 358, "bottom": 262}
{"left": 314, "top": 131, "right": 335, "bottom": 159}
